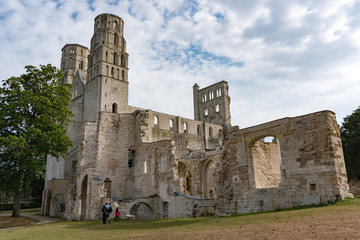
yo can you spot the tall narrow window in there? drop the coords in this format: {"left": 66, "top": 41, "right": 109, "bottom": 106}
{"left": 114, "top": 20, "right": 118, "bottom": 30}
{"left": 113, "top": 52, "right": 118, "bottom": 65}
{"left": 183, "top": 122, "right": 188, "bottom": 133}
{"left": 114, "top": 33, "right": 118, "bottom": 45}
{"left": 216, "top": 88, "right": 222, "bottom": 97}
{"left": 154, "top": 115, "right": 159, "bottom": 128}
{"left": 169, "top": 119, "right": 174, "bottom": 130}
{"left": 106, "top": 51, "right": 108, "bottom": 61}
{"left": 106, "top": 65, "right": 109, "bottom": 76}
{"left": 204, "top": 108, "right": 208, "bottom": 116}
{"left": 215, "top": 104, "right": 219, "bottom": 112}
{"left": 70, "top": 48, "right": 75, "bottom": 54}
{"left": 144, "top": 159, "right": 148, "bottom": 173}
{"left": 111, "top": 67, "right": 114, "bottom": 76}
{"left": 79, "top": 59, "right": 84, "bottom": 70}
{"left": 112, "top": 103, "right": 117, "bottom": 113}
{"left": 197, "top": 125, "right": 201, "bottom": 136}
{"left": 122, "top": 70, "right": 125, "bottom": 80}
{"left": 209, "top": 127, "right": 213, "bottom": 138}
{"left": 209, "top": 91, "right": 214, "bottom": 100}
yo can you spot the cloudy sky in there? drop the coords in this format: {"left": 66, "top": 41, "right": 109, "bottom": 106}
{"left": 1, "top": 0, "right": 360, "bottom": 128}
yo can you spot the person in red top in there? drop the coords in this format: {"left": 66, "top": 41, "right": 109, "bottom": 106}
{"left": 114, "top": 208, "right": 120, "bottom": 224}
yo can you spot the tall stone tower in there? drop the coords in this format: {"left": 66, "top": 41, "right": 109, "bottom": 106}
{"left": 193, "top": 81, "right": 231, "bottom": 127}
{"left": 83, "top": 13, "right": 129, "bottom": 122}
{"left": 60, "top": 44, "right": 90, "bottom": 99}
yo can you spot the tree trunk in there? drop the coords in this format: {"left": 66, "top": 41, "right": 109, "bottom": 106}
{"left": 12, "top": 186, "right": 22, "bottom": 217}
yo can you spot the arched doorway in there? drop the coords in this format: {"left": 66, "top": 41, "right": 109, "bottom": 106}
{"left": 80, "top": 175, "right": 88, "bottom": 220}
{"left": 130, "top": 202, "right": 154, "bottom": 220}
{"left": 201, "top": 160, "right": 215, "bottom": 198}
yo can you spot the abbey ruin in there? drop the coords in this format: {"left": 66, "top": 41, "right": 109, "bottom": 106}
{"left": 41, "top": 13, "right": 353, "bottom": 220}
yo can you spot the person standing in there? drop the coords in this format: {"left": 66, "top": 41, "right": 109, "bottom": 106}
{"left": 105, "top": 202, "right": 112, "bottom": 224}
{"left": 114, "top": 208, "right": 120, "bottom": 224}
{"left": 101, "top": 203, "right": 108, "bottom": 224}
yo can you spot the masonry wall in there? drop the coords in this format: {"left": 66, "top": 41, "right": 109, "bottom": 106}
{"left": 217, "top": 110, "right": 352, "bottom": 214}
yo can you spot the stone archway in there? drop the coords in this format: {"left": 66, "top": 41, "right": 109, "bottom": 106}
{"left": 201, "top": 160, "right": 215, "bottom": 198}
{"left": 80, "top": 175, "right": 88, "bottom": 220}
{"left": 130, "top": 202, "right": 154, "bottom": 220}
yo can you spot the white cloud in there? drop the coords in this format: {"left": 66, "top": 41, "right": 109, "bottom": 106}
{"left": 1, "top": 0, "right": 360, "bottom": 128}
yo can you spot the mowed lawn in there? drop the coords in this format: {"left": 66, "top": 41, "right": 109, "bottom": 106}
{"left": 1, "top": 198, "right": 359, "bottom": 240}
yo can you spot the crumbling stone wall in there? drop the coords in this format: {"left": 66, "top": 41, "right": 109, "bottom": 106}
{"left": 217, "top": 110, "right": 353, "bottom": 214}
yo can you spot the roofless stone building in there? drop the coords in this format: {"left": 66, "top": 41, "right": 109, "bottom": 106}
{"left": 42, "top": 13, "right": 353, "bottom": 220}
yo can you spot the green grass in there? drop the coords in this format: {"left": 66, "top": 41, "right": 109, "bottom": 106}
{"left": 0, "top": 199, "right": 359, "bottom": 240}
{"left": 0, "top": 208, "right": 41, "bottom": 215}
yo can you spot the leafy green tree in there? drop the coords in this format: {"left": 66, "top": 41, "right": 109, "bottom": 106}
{"left": 0, "top": 65, "right": 72, "bottom": 217}
{"left": 341, "top": 106, "right": 360, "bottom": 181}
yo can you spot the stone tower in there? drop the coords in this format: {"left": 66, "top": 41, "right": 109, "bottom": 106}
{"left": 193, "top": 81, "right": 231, "bottom": 127}
{"left": 61, "top": 44, "right": 90, "bottom": 99}
{"left": 83, "top": 13, "right": 129, "bottom": 122}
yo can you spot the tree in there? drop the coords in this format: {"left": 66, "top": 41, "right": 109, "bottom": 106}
{"left": 340, "top": 106, "right": 360, "bottom": 181}
{"left": 0, "top": 64, "right": 72, "bottom": 217}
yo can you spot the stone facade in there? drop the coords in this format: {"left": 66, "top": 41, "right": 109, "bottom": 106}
{"left": 41, "top": 13, "right": 353, "bottom": 220}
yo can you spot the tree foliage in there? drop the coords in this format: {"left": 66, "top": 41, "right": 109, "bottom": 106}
{"left": 340, "top": 106, "right": 360, "bottom": 181}
{"left": 0, "top": 64, "right": 72, "bottom": 216}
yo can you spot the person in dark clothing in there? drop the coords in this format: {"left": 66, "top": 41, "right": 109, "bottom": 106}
{"left": 102, "top": 203, "right": 108, "bottom": 224}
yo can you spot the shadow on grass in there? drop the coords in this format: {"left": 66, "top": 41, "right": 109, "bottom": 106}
{"left": 62, "top": 217, "right": 208, "bottom": 231}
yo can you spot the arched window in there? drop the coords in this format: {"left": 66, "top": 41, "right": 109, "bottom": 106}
{"left": 209, "top": 127, "right": 213, "bottom": 138}
{"left": 79, "top": 59, "right": 84, "bottom": 70}
{"left": 204, "top": 94, "right": 207, "bottom": 102}
{"left": 113, "top": 52, "right": 118, "bottom": 65}
{"left": 70, "top": 48, "right": 75, "bottom": 54}
{"left": 114, "top": 20, "right": 118, "bottom": 30}
{"left": 216, "top": 88, "right": 222, "bottom": 97}
{"left": 183, "top": 122, "right": 188, "bottom": 133}
{"left": 143, "top": 159, "right": 148, "bottom": 173}
{"left": 209, "top": 91, "right": 214, "bottom": 100}
{"left": 112, "top": 103, "right": 117, "bottom": 113}
{"left": 154, "top": 115, "right": 159, "bottom": 128}
{"left": 111, "top": 67, "right": 114, "bottom": 76}
{"left": 114, "top": 33, "right": 118, "bottom": 45}
{"left": 106, "top": 51, "right": 108, "bottom": 61}
{"left": 122, "top": 70, "right": 125, "bottom": 80}
{"left": 215, "top": 104, "right": 219, "bottom": 112}
{"left": 169, "top": 119, "right": 174, "bottom": 130}
{"left": 204, "top": 108, "right": 208, "bottom": 116}
{"left": 106, "top": 65, "right": 109, "bottom": 76}
{"left": 197, "top": 125, "right": 201, "bottom": 136}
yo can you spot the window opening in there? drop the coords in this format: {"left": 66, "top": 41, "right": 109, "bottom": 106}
{"left": 209, "top": 127, "right": 213, "bottom": 138}
{"left": 204, "top": 108, "right": 208, "bottom": 116}
{"left": 215, "top": 104, "right": 220, "bottom": 112}
{"left": 112, "top": 103, "right": 117, "bottom": 113}
{"left": 252, "top": 136, "right": 281, "bottom": 188}
{"left": 169, "top": 119, "right": 174, "bottom": 130}
{"left": 154, "top": 115, "right": 159, "bottom": 128}
{"left": 104, "top": 178, "right": 112, "bottom": 196}
{"left": 209, "top": 91, "right": 214, "bottom": 100}
{"left": 183, "top": 122, "right": 188, "bottom": 133}
{"left": 70, "top": 48, "right": 75, "bottom": 54}
{"left": 197, "top": 125, "right": 201, "bottom": 136}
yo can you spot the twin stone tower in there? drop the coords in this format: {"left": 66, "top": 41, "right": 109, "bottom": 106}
{"left": 42, "top": 13, "right": 352, "bottom": 220}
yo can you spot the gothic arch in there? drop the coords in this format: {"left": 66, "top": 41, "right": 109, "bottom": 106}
{"left": 80, "top": 175, "right": 88, "bottom": 220}
{"left": 201, "top": 159, "right": 215, "bottom": 198}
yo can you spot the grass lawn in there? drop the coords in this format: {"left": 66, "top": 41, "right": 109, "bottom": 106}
{"left": 0, "top": 199, "right": 359, "bottom": 240}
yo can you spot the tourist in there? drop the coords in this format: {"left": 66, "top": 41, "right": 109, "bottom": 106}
{"left": 101, "top": 203, "right": 108, "bottom": 224}
{"left": 114, "top": 208, "right": 120, "bottom": 224}
{"left": 105, "top": 202, "right": 112, "bottom": 224}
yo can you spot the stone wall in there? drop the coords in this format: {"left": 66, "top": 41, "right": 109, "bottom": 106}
{"left": 217, "top": 110, "right": 352, "bottom": 214}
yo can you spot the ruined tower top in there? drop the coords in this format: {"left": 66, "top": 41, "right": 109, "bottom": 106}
{"left": 193, "top": 81, "right": 231, "bottom": 127}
